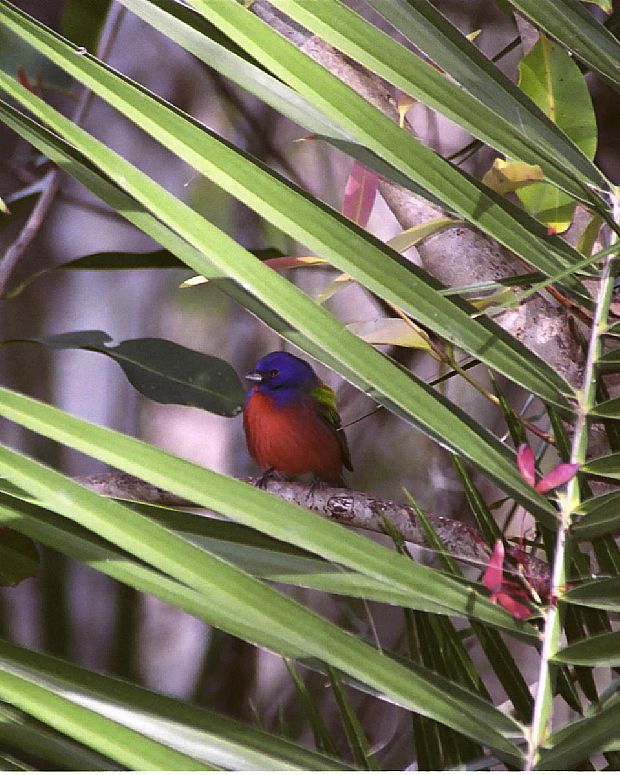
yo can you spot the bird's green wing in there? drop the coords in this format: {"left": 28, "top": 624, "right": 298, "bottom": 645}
{"left": 310, "top": 382, "right": 353, "bottom": 471}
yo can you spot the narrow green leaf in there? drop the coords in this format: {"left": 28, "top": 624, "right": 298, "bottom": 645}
{"left": 408, "top": 486, "right": 533, "bottom": 723}
{"left": 552, "top": 631, "right": 620, "bottom": 665}
{"left": 285, "top": 660, "right": 340, "bottom": 757}
{"left": 326, "top": 665, "right": 378, "bottom": 770}
{"left": 581, "top": 452, "right": 620, "bottom": 475}
{"left": 6, "top": 332, "right": 245, "bottom": 416}
{"left": 0, "top": 639, "right": 348, "bottom": 772}
{"left": 451, "top": 455, "right": 502, "bottom": 546}
{"left": 597, "top": 347, "right": 620, "bottom": 373}
{"left": 510, "top": 0, "right": 620, "bottom": 93}
{"left": 0, "top": 702, "right": 115, "bottom": 770}
{"left": 538, "top": 698, "right": 620, "bottom": 770}
{"left": 573, "top": 493, "right": 620, "bottom": 538}
{"left": 0, "top": 93, "right": 563, "bottom": 526}
{"left": 562, "top": 577, "right": 620, "bottom": 610}
{"left": 0, "top": 668, "right": 210, "bottom": 769}
{"left": 364, "top": 0, "right": 607, "bottom": 197}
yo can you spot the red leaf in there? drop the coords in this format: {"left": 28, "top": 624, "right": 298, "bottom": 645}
{"left": 342, "top": 161, "right": 378, "bottom": 227}
{"left": 535, "top": 462, "right": 579, "bottom": 493}
{"left": 516, "top": 443, "right": 536, "bottom": 487}
{"left": 495, "top": 592, "right": 531, "bottom": 620}
{"left": 482, "top": 539, "right": 504, "bottom": 594}
{"left": 17, "top": 67, "right": 33, "bottom": 93}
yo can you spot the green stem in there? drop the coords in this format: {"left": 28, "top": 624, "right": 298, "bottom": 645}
{"left": 526, "top": 193, "right": 619, "bottom": 768}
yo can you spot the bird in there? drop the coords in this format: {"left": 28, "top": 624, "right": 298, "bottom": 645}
{"left": 243, "top": 351, "right": 352, "bottom": 487}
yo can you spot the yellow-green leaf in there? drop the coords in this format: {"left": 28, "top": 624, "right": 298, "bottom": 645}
{"left": 516, "top": 34, "right": 597, "bottom": 233}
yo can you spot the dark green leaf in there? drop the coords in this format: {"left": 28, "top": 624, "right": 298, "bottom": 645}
{"left": 552, "top": 631, "right": 620, "bottom": 666}
{"left": 573, "top": 493, "right": 620, "bottom": 539}
{"left": 61, "top": 0, "right": 111, "bottom": 54}
{"left": 5, "top": 332, "right": 245, "bottom": 417}
{"left": 538, "top": 698, "right": 620, "bottom": 770}
{"left": 581, "top": 452, "right": 620, "bottom": 476}
{"left": 562, "top": 577, "right": 620, "bottom": 610}
{"left": 0, "top": 528, "right": 38, "bottom": 586}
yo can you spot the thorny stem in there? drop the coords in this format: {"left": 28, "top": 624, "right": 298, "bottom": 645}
{"left": 526, "top": 193, "right": 619, "bottom": 769}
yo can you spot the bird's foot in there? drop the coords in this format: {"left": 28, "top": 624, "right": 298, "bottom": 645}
{"left": 256, "top": 468, "right": 276, "bottom": 489}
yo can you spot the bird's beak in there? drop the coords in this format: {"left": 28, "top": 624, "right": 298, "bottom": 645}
{"left": 245, "top": 370, "right": 263, "bottom": 383}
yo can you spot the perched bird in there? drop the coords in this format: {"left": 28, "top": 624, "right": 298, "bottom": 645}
{"left": 243, "top": 351, "right": 352, "bottom": 487}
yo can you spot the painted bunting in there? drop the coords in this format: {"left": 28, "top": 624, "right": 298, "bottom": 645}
{"left": 243, "top": 351, "right": 352, "bottom": 487}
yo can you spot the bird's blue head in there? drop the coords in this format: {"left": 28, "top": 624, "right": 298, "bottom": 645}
{"left": 245, "top": 351, "right": 319, "bottom": 406}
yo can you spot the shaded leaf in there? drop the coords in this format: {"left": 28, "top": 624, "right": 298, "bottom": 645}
{"left": 5, "top": 332, "right": 245, "bottom": 417}
{"left": 562, "top": 577, "right": 620, "bottom": 610}
{"left": 0, "top": 528, "right": 38, "bottom": 586}
{"left": 61, "top": 0, "right": 112, "bottom": 54}
{"left": 482, "top": 159, "right": 544, "bottom": 194}
{"left": 552, "top": 631, "right": 620, "bottom": 666}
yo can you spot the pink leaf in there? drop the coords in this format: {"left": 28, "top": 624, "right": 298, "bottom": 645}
{"left": 535, "top": 462, "right": 579, "bottom": 493}
{"left": 482, "top": 539, "right": 504, "bottom": 594}
{"left": 516, "top": 443, "right": 536, "bottom": 487}
{"left": 342, "top": 161, "right": 378, "bottom": 227}
{"left": 495, "top": 592, "right": 531, "bottom": 620}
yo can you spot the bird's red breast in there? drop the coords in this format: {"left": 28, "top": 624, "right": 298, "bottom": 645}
{"left": 243, "top": 388, "right": 346, "bottom": 485}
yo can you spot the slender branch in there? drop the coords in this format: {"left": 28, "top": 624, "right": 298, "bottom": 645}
{"left": 526, "top": 197, "right": 619, "bottom": 768}
{"left": 75, "top": 470, "right": 548, "bottom": 582}
{"left": 0, "top": 170, "right": 60, "bottom": 296}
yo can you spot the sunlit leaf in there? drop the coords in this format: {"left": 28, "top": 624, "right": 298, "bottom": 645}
{"left": 346, "top": 319, "right": 432, "bottom": 349}
{"left": 516, "top": 34, "right": 597, "bottom": 232}
{"left": 482, "top": 159, "right": 544, "bottom": 194}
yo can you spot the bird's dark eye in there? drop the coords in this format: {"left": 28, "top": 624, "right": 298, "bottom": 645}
{"left": 269, "top": 368, "right": 279, "bottom": 378}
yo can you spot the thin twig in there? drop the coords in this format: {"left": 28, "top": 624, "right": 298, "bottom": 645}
{"left": 0, "top": 5, "right": 126, "bottom": 297}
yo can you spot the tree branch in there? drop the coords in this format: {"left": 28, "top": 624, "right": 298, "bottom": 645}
{"left": 75, "top": 471, "right": 549, "bottom": 584}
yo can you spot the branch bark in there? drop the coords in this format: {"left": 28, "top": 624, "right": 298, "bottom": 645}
{"left": 75, "top": 471, "right": 549, "bottom": 584}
